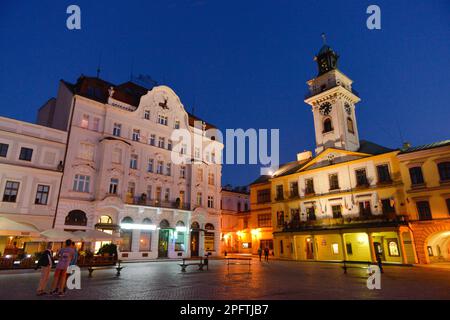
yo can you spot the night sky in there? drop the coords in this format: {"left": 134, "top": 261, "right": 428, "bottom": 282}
{"left": 1, "top": 1, "right": 449, "bottom": 187}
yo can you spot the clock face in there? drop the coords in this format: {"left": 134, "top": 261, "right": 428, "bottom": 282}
{"left": 344, "top": 103, "right": 352, "bottom": 115}
{"left": 319, "top": 102, "right": 332, "bottom": 116}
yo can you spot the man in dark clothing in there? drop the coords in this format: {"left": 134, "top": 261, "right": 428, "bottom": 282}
{"left": 264, "top": 247, "right": 269, "bottom": 262}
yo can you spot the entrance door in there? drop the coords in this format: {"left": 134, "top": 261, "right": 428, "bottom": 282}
{"left": 190, "top": 231, "right": 199, "bottom": 257}
{"left": 373, "top": 242, "right": 385, "bottom": 261}
{"left": 158, "top": 229, "right": 169, "bottom": 258}
{"left": 305, "top": 238, "right": 314, "bottom": 259}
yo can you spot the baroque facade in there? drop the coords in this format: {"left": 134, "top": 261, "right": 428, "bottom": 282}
{"left": 37, "top": 76, "right": 223, "bottom": 260}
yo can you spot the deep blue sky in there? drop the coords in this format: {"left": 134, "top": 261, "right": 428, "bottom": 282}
{"left": 1, "top": 1, "right": 449, "bottom": 187}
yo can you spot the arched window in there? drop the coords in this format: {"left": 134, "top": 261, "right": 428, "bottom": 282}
{"left": 120, "top": 216, "right": 133, "bottom": 252}
{"left": 176, "top": 220, "right": 185, "bottom": 227}
{"left": 347, "top": 117, "right": 354, "bottom": 134}
{"left": 204, "top": 223, "right": 215, "bottom": 252}
{"left": 140, "top": 218, "right": 152, "bottom": 252}
{"left": 323, "top": 118, "right": 333, "bottom": 133}
{"left": 98, "top": 215, "right": 112, "bottom": 224}
{"left": 191, "top": 221, "right": 200, "bottom": 230}
{"left": 437, "top": 162, "right": 450, "bottom": 181}
{"left": 65, "top": 210, "right": 87, "bottom": 226}
{"left": 159, "top": 219, "right": 170, "bottom": 229}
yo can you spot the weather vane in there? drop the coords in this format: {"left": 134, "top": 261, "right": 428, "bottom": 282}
{"left": 321, "top": 32, "right": 327, "bottom": 45}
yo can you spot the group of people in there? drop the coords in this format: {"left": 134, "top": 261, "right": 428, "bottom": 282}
{"left": 36, "top": 239, "right": 78, "bottom": 297}
{"left": 257, "top": 247, "right": 270, "bottom": 262}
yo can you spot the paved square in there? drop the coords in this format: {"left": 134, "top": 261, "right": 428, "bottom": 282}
{"left": 0, "top": 259, "right": 449, "bottom": 300}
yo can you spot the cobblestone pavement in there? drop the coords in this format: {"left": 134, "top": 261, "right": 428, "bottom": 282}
{"left": 0, "top": 259, "right": 449, "bottom": 300}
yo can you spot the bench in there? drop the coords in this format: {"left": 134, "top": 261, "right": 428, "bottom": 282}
{"left": 88, "top": 260, "right": 124, "bottom": 277}
{"left": 178, "top": 257, "right": 207, "bottom": 272}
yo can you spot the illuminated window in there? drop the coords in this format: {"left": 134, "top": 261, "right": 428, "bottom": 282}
{"left": 332, "top": 243, "right": 339, "bottom": 255}
{"left": 144, "top": 110, "right": 150, "bottom": 120}
{"left": 139, "top": 218, "right": 152, "bottom": 252}
{"left": 388, "top": 239, "right": 400, "bottom": 257}
{"left": 81, "top": 114, "right": 89, "bottom": 128}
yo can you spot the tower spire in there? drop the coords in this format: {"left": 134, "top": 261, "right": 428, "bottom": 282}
{"left": 321, "top": 32, "right": 327, "bottom": 45}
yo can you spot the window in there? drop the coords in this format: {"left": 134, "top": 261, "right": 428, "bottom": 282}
{"left": 72, "top": 174, "right": 90, "bottom": 192}
{"left": 194, "top": 147, "right": 200, "bottom": 159}
{"left": 164, "top": 188, "right": 170, "bottom": 201}
{"left": 387, "top": 239, "right": 400, "bottom": 257}
{"left": 276, "top": 211, "right": 284, "bottom": 226}
{"left": 438, "top": 162, "right": 450, "bottom": 182}
{"left": 409, "top": 167, "right": 424, "bottom": 185}
{"left": 416, "top": 201, "right": 432, "bottom": 220}
{"left": 258, "top": 214, "right": 272, "bottom": 227}
{"left": 147, "top": 159, "right": 154, "bottom": 173}
{"left": 93, "top": 117, "right": 100, "bottom": 131}
{"left": 81, "top": 114, "right": 89, "bottom": 128}
{"left": 276, "top": 185, "right": 284, "bottom": 200}
{"left": 207, "top": 196, "right": 214, "bottom": 208}
{"left": 19, "top": 147, "right": 33, "bottom": 161}
{"left": 139, "top": 218, "right": 152, "bottom": 252}
{"left": 35, "top": 184, "right": 50, "bottom": 205}
{"left": 109, "top": 178, "right": 119, "bottom": 194}
{"left": 305, "top": 178, "right": 315, "bottom": 195}
{"left": 144, "top": 110, "right": 150, "bottom": 120}
{"left": 180, "top": 143, "right": 187, "bottom": 155}
{"left": 204, "top": 223, "right": 215, "bottom": 251}
{"left": 157, "top": 161, "right": 164, "bottom": 174}
{"left": 158, "top": 115, "right": 168, "bottom": 126}
{"left": 447, "top": 198, "right": 450, "bottom": 215}
{"left": 211, "top": 152, "right": 216, "bottom": 163}
{"left": 257, "top": 189, "right": 271, "bottom": 203}
{"left": 197, "top": 168, "right": 203, "bottom": 181}
{"left": 3, "top": 181, "right": 20, "bottom": 202}
{"left": 329, "top": 174, "right": 339, "bottom": 190}
{"left": 306, "top": 207, "right": 316, "bottom": 221}
{"left": 174, "top": 120, "right": 180, "bottom": 129}
{"left": 346, "top": 243, "right": 353, "bottom": 255}
{"left": 332, "top": 243, "right": 339, "bottom": 255}
{"left": 65, "top": 210, "right": 87, "bottom": 226}
{"left": 149, "top": 134, "right": 156, "bottom": 146}
{"left": 260, "top": 239, "right": 273, "bottom": 250}
{"left": 175, "top": 221, "right": 186, "bottom": 251}
{"left": 331, "top": 205, "right": 342, "bottom": 218}
{"left": 158, "top": 137, "right": 165, "bottom": 149}
{"left": 323, "top": 118, "right": 333, "bottom": 133}
{"left": 167, "top": 140, "right": 173, "bottom": 151}
{"left": 355, "top": 169, "right": 368, "bottom": 187}
{"left": 120, "top": 217, "right": 133, "bottom": 252}
{"left": 113, "top": 123, "right": 121, "bottom": 137}
{"left": 381, "top": 199, "right": 395, "bottom": 215}
{"left": 377, "top": 164, "right": 391, "bottom": 183}
{"left": 289, "top": 181, "right": 299, "bottom": 198}
{"left": 130, "top": 154, "right": 138, "bottom": 170}
{"left": 196, "top": 192, "right": 202, "bottom": 206}
{"left": 359, "top": 201, "right": 372, "bottom": 217}
{"left": 291, "top": 209, "right": 300, "bottom": 224}
{"left": 347, "top": 117, "right": 354, "bottom": 133}
{"left": 132, "top": 129, "right": 140, "bottom": 142}
{"left": 180, "top": 166, "right": 186, "bottom": 179}
{"left": 208, "top": 172, "right": 215, "bottom": 185}
{"left": 166, "top": 163, "right": 171, "bottom": 176}
{"left": 0, "top": 143, "right": 8, "bottom": 157}
{"left": 127, "top": 182, "right": 136, "bottom": 197}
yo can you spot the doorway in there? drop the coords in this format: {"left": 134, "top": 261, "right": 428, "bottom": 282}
{"left": 158, "top": 229, "right": 169, "bottom": 258}
{"left": 305, "top": 238, "right": 314, "bottom": 259}
{"left": 190, "top": 231, "right": 199, "bottom": 257}
{"left": 373, "top": 241, "right": 385, "bottom": 261}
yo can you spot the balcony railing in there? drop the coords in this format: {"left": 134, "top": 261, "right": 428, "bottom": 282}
{"left": 127, "top": 196, "right": 191, "bottom": 210}
{"left": 304, "top": 82, "right": 359, "bottom": 99}
{"left": 281, "top": 213, "right": 408, "bottom": 232}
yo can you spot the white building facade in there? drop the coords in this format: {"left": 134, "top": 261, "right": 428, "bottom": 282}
{"left": 0, "top": 116, "right": 66, "bottom": 256}
{"left": 38, "top": 76, "right": 222, "bottom": 260}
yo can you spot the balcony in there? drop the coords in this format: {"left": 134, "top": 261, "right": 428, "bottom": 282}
{"left": 126, "top": 196, "right": 190, "bottom": 210}
{"left": 304, "top": 82, "right": 359, "bottom": 99}
{"left": 281, "top": 213, "right": 408, "bottom": 232}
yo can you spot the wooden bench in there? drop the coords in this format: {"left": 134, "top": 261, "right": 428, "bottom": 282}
{"left": 178, "top": 257, "right": 207, "bottom": 272}
{"left": 88, "top": 260, "right": 124, "bottom": 277}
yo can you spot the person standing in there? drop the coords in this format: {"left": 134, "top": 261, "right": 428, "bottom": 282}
{"left": 264, "top": 247, "right": 269, "bottom": 262}
{"left": 36, "top": 243, "right": 54, "bottom": 296}
{"left": 63, "top": 241, "right": 79, "bottom": 293}
{"left": 257, "top": 247, "right": 263, "bottom": 261}
{"left": 50, "top": 239, "right": 74, "bottom": 297}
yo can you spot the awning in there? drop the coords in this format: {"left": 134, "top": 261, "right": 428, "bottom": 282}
{"left": 40, "top": 229, "right": 82, "bottom": 242}
{"left": 0, "top": 217, "right": 41, "bottom": 237}
{"left": 73, "top": 229, "right": 119, "bottom": 241}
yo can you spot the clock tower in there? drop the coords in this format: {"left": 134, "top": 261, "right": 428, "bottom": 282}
{"left": 304, "top": 42, "right": 361, "bottom": 155}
